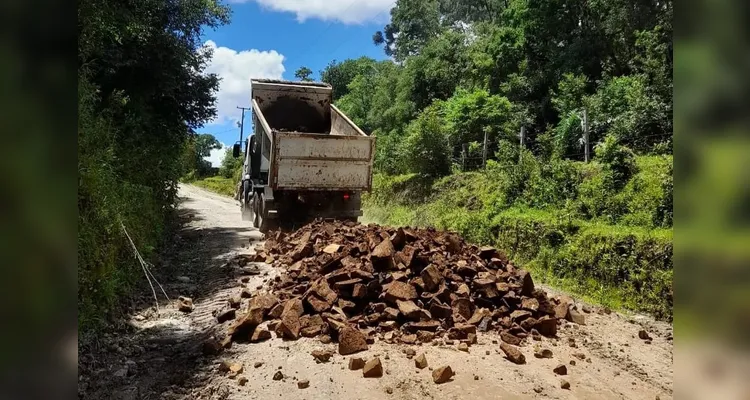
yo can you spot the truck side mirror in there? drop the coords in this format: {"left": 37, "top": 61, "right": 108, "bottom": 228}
{"left": 232, "top": 142, "right": 241, "bottom": 158}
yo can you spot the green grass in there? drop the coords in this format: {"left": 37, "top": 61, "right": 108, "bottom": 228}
{"left": 191, "top": 176, "right": 236, "bottom": 197}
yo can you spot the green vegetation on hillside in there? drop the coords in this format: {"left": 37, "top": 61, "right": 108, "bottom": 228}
{"left": 363, "top": 155, "right": 673, "bottom": 319}
{"left": 78, "top": 0, "right": 229, "bottom": 331}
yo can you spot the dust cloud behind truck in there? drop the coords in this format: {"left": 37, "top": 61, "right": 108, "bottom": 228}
{"left": 232, "top": 79, "right": 375, "bottom": 231}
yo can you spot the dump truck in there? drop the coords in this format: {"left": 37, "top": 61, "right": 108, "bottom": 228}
{"left": 232, "top": 79, "right": 375, "bottom": 232}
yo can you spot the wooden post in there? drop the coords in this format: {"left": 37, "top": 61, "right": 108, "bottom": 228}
{"left": 462, "top": 143, "right": 468, "bottom": 171}
{"left": 482, "top": 130, "right": 489, "bottom": 167}
{"left": 582, "top": 109, "right": 590, "bottom": 162}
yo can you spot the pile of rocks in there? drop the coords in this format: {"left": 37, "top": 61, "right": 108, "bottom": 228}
{"left": 209, "top": 220, "right": 581, "bottom": 356}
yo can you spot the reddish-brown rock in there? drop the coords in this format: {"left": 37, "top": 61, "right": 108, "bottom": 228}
{"left": 363, "top": 357, "right": 383, "bottom": 377}
{"left": 338, "top": 327, "right": 368, "bottom": 355}
{"left": 432, "top": 366, "right": 454, "bottom": 384}
{"left": 499, "top": 342, "right": 526, "bottom": 364}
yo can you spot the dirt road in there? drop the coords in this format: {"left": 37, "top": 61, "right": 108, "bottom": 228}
{"left": 79, "top": 185, "right": 673, "bottom": 400}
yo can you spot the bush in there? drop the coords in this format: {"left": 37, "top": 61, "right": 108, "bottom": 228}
{"left": 403, "top": 105, "right": 451, "bottom": 177}
{"left": 595, "top": 135, "right": 638, "bottom": 190}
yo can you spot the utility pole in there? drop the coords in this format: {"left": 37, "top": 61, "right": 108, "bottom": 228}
{"left": 236, "top": 106, "right": 251, "bottom": 144}
{"left": 581, "top": 108, "right": 590, "bottom": 162}
{"left": 519, "top": 126, "right": 526, "bottom": 163}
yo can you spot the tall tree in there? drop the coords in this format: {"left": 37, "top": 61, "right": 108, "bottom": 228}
{"left": 373, "top": 0, "right": 442, "bottom": 61}
{"left": 295, "top": 66, "right": 313, "bottom": 81}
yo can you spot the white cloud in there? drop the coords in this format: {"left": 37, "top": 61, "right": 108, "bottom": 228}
{"left": 231, "top": 0, "right": 395, "bottom": 24}
{"left": 203, "top": 40, "right": 285, "bottom": 125}
{"left": 206, "top": 142, "right": 227, "bottom": 168}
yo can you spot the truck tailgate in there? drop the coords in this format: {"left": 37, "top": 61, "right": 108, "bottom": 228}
{"left": 271, "top": 132, "right": 375, "bottom": 191}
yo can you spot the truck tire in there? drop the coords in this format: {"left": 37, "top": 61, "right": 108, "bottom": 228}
{"left": 257, "top": 193, "right": 277, "bottom": 233}
{"left": 241, "top": 183, "right": 253, "bottom": 221}
{"left": 251, "top": 193, "right": 261, "bottom": 229}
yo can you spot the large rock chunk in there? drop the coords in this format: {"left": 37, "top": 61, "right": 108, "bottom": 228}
{"left": 420, "top": 265, "right": 443, "bottom": 292}
{"left": 371, "top": 237, "right": 395, "bottom": 270}
{"left": 517, "top": 270, "right": 534, "bottom": 296}
{"left": 338, "top": 327, "right": 368, "bottom": 355}
{"left": 451, "top": 298, "right": 473, "bottom": 321}
{"left": 228, "top": 307, "right": 264, "bottom": 340}
{"left": 397, "top": 300, "right": 427, "bottom": 321}
{"left": 384, "top": 281, "right": 417, "bottom": 303}
{"left": 249, "top": 293, "right": 280, "bottom": 316}
{"left": 414, "top": 353, "right": 428, "bottom": 369}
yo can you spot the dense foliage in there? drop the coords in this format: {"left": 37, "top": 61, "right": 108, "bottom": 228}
{"left": 324, "top": 0, "right": 673, "bottom": 175}
{"left": 78, "top": 0, "right": 229, "bottom": 330}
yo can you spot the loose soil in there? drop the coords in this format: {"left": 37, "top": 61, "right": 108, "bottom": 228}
{"left": 78, "top": 184, "right": 673, "bottom": 400}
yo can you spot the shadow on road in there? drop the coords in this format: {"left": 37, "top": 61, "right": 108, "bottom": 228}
{"left": 79, "top": 201, "right": 261, "bottom": 400}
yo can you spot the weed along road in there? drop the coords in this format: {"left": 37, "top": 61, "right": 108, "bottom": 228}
{"left": 79, "top": 184, "right": 673, "bottom": 400}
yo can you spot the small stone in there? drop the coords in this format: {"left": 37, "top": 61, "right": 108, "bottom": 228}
{"left": 319, "top": 335, "right": 332, "bottom": 344}
{"left": 415, "top": 353, "right": 428, "bottom": 369}
{"left": 457, "top": 343, "right": 469, "bottom": 352}
{"left": 250, "top": 328, "right": 271, "bottom": 343}
{"left": 485, "top": 350, "right": 490, "bottom": 355}
{"left": 297, "top": 380, "right": 310, "bottom": 389}
{"left": 348, "top": 357, "right": 366, "bottom": 370}
{"left": 238, "top": 376, "right": 248, "bottom": 386}
{"left": 561, "top": 380, "right": 571, "bottom": 390}
{"left": 273, "top": 371, "right": 283, "bottom": 381}
{"left": 638, "top": 330, "right": 652, "bottom": 340}
{"left": 178, "top": 296, "right": 194, "bottom": 312}
{"left": 534, "top": 349, "right": 553, "bottom": 359}
{"left": 254, "top": 362, "right": 263, "bottom": 368}
{"left": 567, "top": 309, "right": 586, "bottom": 325}
{"left": 570, "top": 360, "right": 576, "bottom": 366}
{"left": 533, "top": 385, "right": 543, "bottom": 393}
{"left": 553, "top": 364, "right": 568, "bottom": 375}
{"left": 474, "top": 375, "right": 479, "bottom": 380}
{"left": 363, "top": 358, "right": 383, "bottom": 378}
{"left": 311, "top": 349, "right": 334, "bottom": 363}
{"left": 385, "top": 387, "right": 393, "bottom": 394}
{"left": 432, "top": 366, "right": 454, "bottom": 384}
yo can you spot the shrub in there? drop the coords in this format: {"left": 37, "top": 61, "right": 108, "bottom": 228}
{"left": 595, "top": 135, "right": 638, "bottom": 190}
{"left": 403, "top": 105, "right": 451, "bottom": 177}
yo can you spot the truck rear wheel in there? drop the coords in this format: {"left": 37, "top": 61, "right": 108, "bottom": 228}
{"left": 241, "top": 186, "right": 253, "bottom": 221}
{"left": 257, "top": 193, "right": 277, "bottom": 233}
{"left": 251, "top": 193, "right": 260, "bottom": 229}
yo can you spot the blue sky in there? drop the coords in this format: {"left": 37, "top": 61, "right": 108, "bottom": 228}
{"left": 199, "top": 0, "right": 394, "bottom": 166}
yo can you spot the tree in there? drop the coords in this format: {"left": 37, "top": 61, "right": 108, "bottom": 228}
{"left": 403, "top": 104, "right": 451, "bottom": 177}
{"left": 295, "top": 66, "right": 313, "bottom": 81}
{"left": 78, "top": 0, "right": 229, "bottom": 330}
{"left": 320, "top": 57, "right": 377, "bottom": 100}
{"left": 374, "top": 0, "right": 442, "bottom": 61}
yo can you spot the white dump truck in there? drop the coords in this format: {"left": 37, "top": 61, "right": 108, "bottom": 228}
{"left": 232, "top": 79, "right": 375, "bottom": 231}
